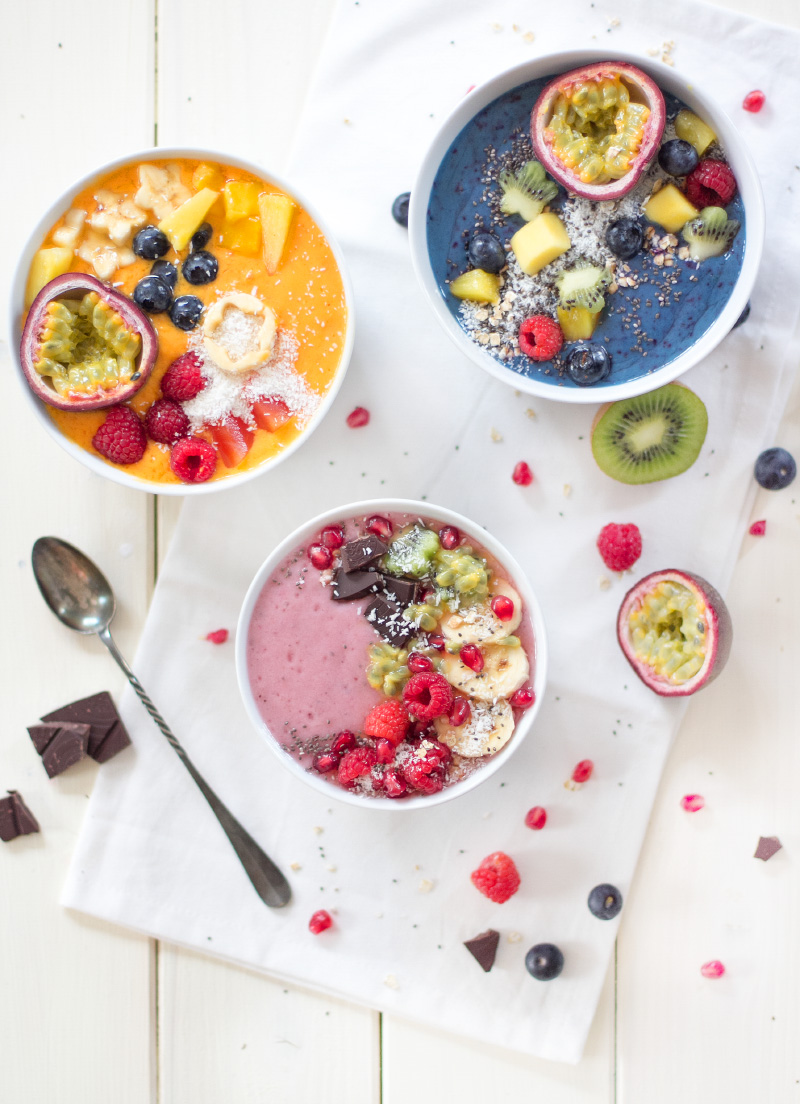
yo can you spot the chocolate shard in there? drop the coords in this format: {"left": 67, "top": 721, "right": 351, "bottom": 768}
{"left": 340, "top": 536, "right": 388, "bottom": 574}
{"left": 27, "top": 722, "right": 90, "bottom": 778}
{"left": 0, "top": 791, "right": 41, "bottom": 841}
{"left": 379, "top": 573, "right": 419, "bottom": 608}
{"left": 754, "top": 835, "right": 783, "bottom": 862}
{"left": 332, "top": 567, "right": 381, "bottom": 601}
{"left": 464, "top": 929, "right": 500, "bottom": 972}
{"left": 364, "top": 596, "right": 415, "bottom": 646}
{"left": 41, "top": 691, "right": 131, "bottom": 764}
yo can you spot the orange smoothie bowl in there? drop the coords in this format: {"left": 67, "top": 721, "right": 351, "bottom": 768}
{"left": 9, "top": 149, "right": 354, "bottom": 495}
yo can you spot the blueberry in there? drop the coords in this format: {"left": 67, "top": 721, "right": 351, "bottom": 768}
{"left": 468, "top": 231, "right": 506, "bottom": 274}
{"left": 132, "top": 225, "right": 170, "bottom": 260}
{"left": 132, "top": 275, "right": 172, "bottom": 314}
{"left": 588, "top": 883, "right": 623, "bottom": 920}
{"left": 151, "top": 259, "right": 177, "bottom": 290}
{"left": 182, "top": 250, "right": 219, "bottom": 286}
{"left": 525, "top": 943, "right": 564, "bottom": 981}
{"left": 754, "top": 447, "right": 796, "bottom": 490}
{"left": 658, "top": 139, "right": 699, "bottom": 177}
{"left": 733, "top": 301, "right": 751, "bottom": 329}
{"left": 392, "top": 192, "right": 410, "bottom": 228}
{"left": 169, "top": 295, "right": 204, "bottom": 331}
{"left": 605, "top": 218, "right": 644, "bottom": 260}
{"left": 564, "top": 342, "right": 612, "bottom": 386}
{"left": 190, "top": 222, "right": 213, "bottom": 252}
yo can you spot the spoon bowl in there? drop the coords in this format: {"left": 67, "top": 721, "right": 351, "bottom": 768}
{"left": 32, "top": 537, "right": 116, "bottom": 634}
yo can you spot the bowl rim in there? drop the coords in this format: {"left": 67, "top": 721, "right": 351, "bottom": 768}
{"left": 235, "top": 497, "right": 549, "bottom": 811}
{"left": 8, "top": 146, "right": 356, "bottom": 496}
{"left": 408, "top": 48, "right": 765, "bottom": 404}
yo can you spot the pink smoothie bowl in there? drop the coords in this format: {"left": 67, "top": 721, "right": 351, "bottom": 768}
{"left": 235, "top": 498, "right": 548, "bottom": 811}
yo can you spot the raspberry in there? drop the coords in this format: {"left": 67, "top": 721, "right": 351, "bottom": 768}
{"left": 363, "top": 698, "right": 410, "bottom": 746}
{"left": 308, "top": 909, "right": 333, "bottom": 935}
{"left": 742, "top": 90, "right": 765, "bottom": 113}
{"left": 402, "top": 671, "right": 453, "bottom": 720}
{"left": 205, "top": 629, "right": 228, "bottom": 644}
{"left": 470, "top": 851, "right": 521, "bottom": 903}
{"left": 685, "top": 160, "right": 737, "bottom": 208}
{"left": 170, "top": 436, "right": 217, "bottom": 483}
{"left": 400, "top": 740, "right": 450, "bottom": 794}
{"left": 596, "top": 522, "right": 642, "bottom": 572}
{"left": 379, "top": 769, "right": 408, "bottom": 798}
{"left": 749, "top": 519, "right": 766, "bottom": 536}
{"left": 518, "top": 315, "right": 563, "bottom": 361}
{"left": 145, "top": 398, "right": 190, "bottom": 444}
{"left": 337, "top": 746, "right": 378, "bottom": 786}
{"left": 375, "top": 737, "right": 395, "bottom": 764}
{"left": 161, "top": 351, "right": 206, "bottom": 401}
{"left": 525, "top": 806, "right": 547, "bottom": 830}
{"left": 92, "top": 406, "right": 147, "bottom": 464}
{"left": 347, "top": 406, "right": 370, "bottom": 428}
{"left": 512, "top": 460, "right": 533, "bottom": 486}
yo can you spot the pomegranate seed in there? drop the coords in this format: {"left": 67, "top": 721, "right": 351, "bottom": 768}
{"left": 491, "top": 595, "right": 515, "bottom": 622}
{"left": 512, "top": 461, "right": 533, "bottom": 486}
{"left": 308, "top": 543, "right": 333, "bottom": 569}
{"left": 700, "top": 960, "right": 725, "bottom": 979}
{"left": 510, "top": 686, "right": 535, "bottom": 709}
{"left": 407, "top": 652, "right": 433, "bottom": 673}
{"left": 346, "top": 406, "right": 370, "bottom": 428}
{"left": 375, "top": 738, "right": 395, "bottom": 764}
{"left": 681, "top": 793, "right": 705, "bottom": 812}
{"left": 749, "top": 519, "right": 766, "bottom": 536}
{"left": 742, "top": 89, "right": 765, "bottom": 113}
{"left": 331, "top": 731, "right": 357, "bottom": 755}
{"left": 321, "top": 524, "right": 345, "bottom": 548}
{"left": 439, "top": 525, "right": 461, "bottom": 550}
{"left": 308, "top": 909, "right": 333, "bottom": 935}
{"left": 382, "top": 769, "right": 408, "bottom": 798}
{"left": 525, "top": 806, "right": 547, "bottom": 830}
{"left": 313, "top": 752, "right": 340, "bottom": 773}
{"left": 365, "top": 514, "right": 393, "bottom": 540}
{"left": 448, "top": 696, "right": 471, "bottom": 727}
{"left": 459, "top": 643, "right": 484, "bottom": 672}
{"left": 205, "top": 629, "right": 228, "bottom": 644}
{"left": 427, "top": 634, "right": 445, "bottom": 651}
{"left": 572, "top": 759, "right": 594, "bottom": 784}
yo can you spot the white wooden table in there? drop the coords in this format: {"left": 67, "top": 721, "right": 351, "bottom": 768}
{"left": 2, "top": 2, "right": 799, "bottom": 1100}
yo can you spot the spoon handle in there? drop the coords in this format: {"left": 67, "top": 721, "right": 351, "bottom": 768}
{"left": 97, "top": 627, "right": 291, "bottom": 909}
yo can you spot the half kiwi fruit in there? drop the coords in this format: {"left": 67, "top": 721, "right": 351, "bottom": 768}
{"left": 591, "top": 382, "right": 708, "bottom": 484}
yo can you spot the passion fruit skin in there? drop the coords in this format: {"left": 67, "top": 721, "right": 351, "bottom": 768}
{"left": 20, "top": 272, "right": 158, "bottom": 412}
{"left": 617, "top": 568, "right": 732, "bottom": 697}
{"left": 531, "top": 62, "right": 666, "bottom": 202}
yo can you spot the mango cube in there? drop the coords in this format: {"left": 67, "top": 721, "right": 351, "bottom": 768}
{"left": 449, "top": 269, "right": 501, "bottom": 305}
{"left": 192, "top": 162, "right": 224, "bottom": 191}
{"left": 258, "top": 193, "right": 296, "bottom": 274}
{"left": 643, "top": 184, "right": 699, "bottom": 234}
{"left": 158, "top": 188, "right": 220, "bottom": 251}
{"left": 218, "top": 217, "right": 262, "bottom": 256}
{"left": 25, "top": 247, "right": 73, "bottom": 308}
{"left": 510, "top": 213, "right": 571, "bottom": 276}
{"left": 557, "top": 306, "right": 598, "bottom": 342}
{"left": 223, "top": 181, "right": 260, "bottom": 223}
{"left": 674, "top": 110, "right": 717, "bottom": 156}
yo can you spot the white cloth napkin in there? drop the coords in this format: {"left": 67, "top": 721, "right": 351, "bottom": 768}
{"left": 63, "top": 0, "right": 800, "bottom": 1064}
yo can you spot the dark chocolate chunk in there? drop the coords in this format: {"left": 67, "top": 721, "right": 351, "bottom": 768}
{"left": 332, "top": 567, "right": 381, "bottom": 601}
{"left": 754, "top": 835, "right": 782, "bottom": 862}
{"left": 464, "top": 929, "right": 500, "bottom": 972}
{"left": 27, "top": 722, "right": 90, "bottom": 778}
{"left": 379, "top": 573, "right": 419, "bottom": 607}
{"left": 340, "top": 536, "right": 388, "bottom": 574}
{"left": 0, "top": 791, "right": 41, "bottom": 841}
{"left": 41, "top": 691, "right": 131, "bottom": 763}
{"left": 364, "top": 596, "right": 415, "bottom": 646}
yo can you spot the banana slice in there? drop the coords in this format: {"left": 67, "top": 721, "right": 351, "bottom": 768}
{"left": 440, "top": 579, "right": 523, "bottom": 646}
{"left": 433, "top": 698, "right": 514, "bottom": 757}
{"left": 440, "top": 643, "right": 529, "bottom": 701}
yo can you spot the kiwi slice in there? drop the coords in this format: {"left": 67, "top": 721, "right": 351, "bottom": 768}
{"left": 499, "top": 160, "right": 558, "bottom": 222}
{"left": 556, "top": 263, "right": 611, "bottom": 314}
{"left": 682, "top": 206, "right": 740, "bottom": 261}
{"left": 591, "top": 383, "right": 708, "bottom": 484}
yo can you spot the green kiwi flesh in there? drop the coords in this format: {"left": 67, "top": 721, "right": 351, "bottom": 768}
{"left": 591, "top": 383, "right": 708, "bottom": 484}
{"left": 556, "top": 264, "right": 611, "bottom": 313}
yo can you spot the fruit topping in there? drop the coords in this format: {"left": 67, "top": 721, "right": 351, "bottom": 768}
{"left": 468, "top": 231, "right": 506, "bottom": 274}
{"left": 25, "top": 247, "right": 75, "bottom": 308}
{"left": 512, "top": 460, "right": 534, "bottom": 486}
{"left": 525, "top": 806, "right": 547, "bottom": 830}
{"left": 259, "top": 193, "right": 296, "bottom": 273}
{"left": 133, "top": 275, "right": 173, "bottom": 314}
{"left": 158, "top": 187, "right": 219, "bottom": 251}
{"left": 346, "top": 406, "right": 370, "bottom": 428}
{"left": 92, "top": 405, "right": 147, "bottom": 465}
{"left": 219, "top": 218, "right": 262, "bottom": 256}
{"left": 313, "top": 752, "right": 339, "bottom": 773}
{"left": 434, "top": 546, "right": 489, "bottom": 607}
{"left": 682, "top": 206, "right": 740, "bottom": 261}
{"left": 439, "top": 525, "right": 460, "bottom": 550}
{"left": 320, "top": 524, "right": 345, "bottom": 549}
{"left": 338, "top": 746, "right": 378, "bottom": 785}
{"left": 498, "top": 160, "right": 558, "bottom": 222}
{"left": 380, "top": 769, "right": 409, "bottom": 798}
{"left": 596, "top": 522, "right": 642, "bottom": 572}
{"left": 459, "top": 643, "right": 484, "bottom": 672}
{"left": 749, "top": 519, "right": 766, "bottom": 536}
{"left": 510, "top": 686, "right": 535, "bottom": 708}
{"left": 674, "top": 109, "right": 716, "bottom": 155}
{"left": 209, "top": 415, "right": 253, "bottom": 467}
{"left": 169, "top": 436, "right": 217, "bottom": 483}
{"left": 151, "top": 259, "right": 178, "bottom": 289}
{"left": 571, "top": 759, "right": 594, "bottom": 784}
{"left": 587, "top": 883, "right": 623, "bottom": 920}
{"left": 407, "top": 651, "right": 433, "bottom": 673}
{"left": 51, "top": 208, "right": 86, "bottom": 251}
{"left": 700, "top": 960, "right": 725, "bottom": 979}
{"left": 391, "top": 192, "right": 411, "bottom": 227}
{"left": 490, "top": 594, "right": 515, "bottom": 622}
{"left": 247, "top": 397, "right": 288, "bottom": 433}
{"left": 591, "top": 382, "right": 708, "bottom": 484}
{"left": 743, "top": 89, "right": 765, "bottom": 113}
{"left": 754, "top": 447, "right": 796, "bottom": 490}
{"left": 20, "top": 273, "right": 156, "bottom": 411}
{"left": 88, "top": 190, "right": 147, "bottom": 245}
{"left": 617, "top": 569, "right": 732, "bottom": 696}
{"left": 206, "top": 629, "right": 228, "bottom": 644}
{"left": 365, "top": 515, "right": 394, "bottom": 542}
{"left": 132, "top": 225, "right": 170, "bottom": 260}
{"left": 363, "top": 698, "right": 410, "bottom": 746}
{"left": 308, "top": 910, "right": 333, "bottom": 935}
{"left": 531, "top": 62, "right": 665, "bottom": 200}
{"left": 434, "top": 698, "right": 513, "bottom": 756}
{"left": 557, "top": 306, "right": 598, "bottom": 341}
{"left": 471, "top": 851, "right": 520, "bottom": 903}
{"left": 448, "top": 696, "right": 471, "bottom": 727}
{"left": 223, "top": 181, "right": 259, "bottom": 222}
{"left": 190, "top": 222, "right": 213, "bottom": 251}
{"left": 565, "top": 341, "right": 612, "bottom": 386}
{"left": 308, "top": 543, "right": 333, "bottom": 569}
{"left": 681, "top": 793, "right": 705, "bottom": 812}
{"left": 135, "top": 163, "right": 192, "bottom": 221}
{"left": 449, "top": 268, "right": 501, "bottom": 304}
{"left": 169, "top": 294, "right": 204, "bottom": 331}
{"left": 383, "top": 525, "right": 440, "bottom": 578}
{"left": 144, "top": 398, "right": 190, "bottom": 444}
{"left": 643, "top": 183, "right": 698, "bottom": 233}
{"left": 510, "top": 212, "right": 570, "bottom": 276}
{"left": 441, "top": 642, "right": 528, "bottom": 701}
{"left": 182, "top": 250, "right": 219, "bottom": 285}
{"left": 556, "top": 263, "right": 611, "bottom": 314}
{"left": 400, "top": 746, "right": 447, "bottom": 795}
{"left": 331, "top": 731, "right": 357, "bottom": 755}
{"left": 525, "top": 943, "right": 564, "bottom": 980}
{"left": 202, "top": 292, "right": 276, "bottom": 373}
{"left": 518, "top": 314, "right": 563, "bottom": 360}
{"left": 463, "top": 929, "right": 500, "bottom": 973}
{"left": 685, "top": 160, "right": 737, "bottom": 208}
{"left": 605, "top": 217, "right": 645, "bottom": 260}
{"left": 402, "top": 671, "right": 453, "bottom": 720}
{"left": 161, "top": 351, "right": 206, "bottom": 401}
{"left": 657, "top": 139, "right": 699, "bottom": 177}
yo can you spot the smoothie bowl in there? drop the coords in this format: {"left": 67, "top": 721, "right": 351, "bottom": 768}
{"left": 236, "top": 500, "right": 547, "bottom": 810}
{"left": 9, "top": 149, "right": 354, "bottom": 493}
{"left": 409, "top": 50, "right": 763, "bottom": 403}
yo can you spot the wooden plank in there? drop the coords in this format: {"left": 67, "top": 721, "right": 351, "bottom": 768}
{"left": 0, "top": 2, "right": 157, "bottom": 1101}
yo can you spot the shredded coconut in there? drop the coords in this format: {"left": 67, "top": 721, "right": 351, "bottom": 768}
{"left": 212, "top": 307, "right": 262, "bottom": 362}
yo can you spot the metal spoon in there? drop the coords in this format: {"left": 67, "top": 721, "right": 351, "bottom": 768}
{"left": 31, "top": 535, "right": 291, "bottom": 909}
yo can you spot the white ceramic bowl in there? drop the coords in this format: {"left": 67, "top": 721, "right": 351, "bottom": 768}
{"left": 8, "top": 147, "right": 355, "bottom": 495}
{"left": 409, "top": 49, "right": 764, "bottom": 404}
{"left": 236, "top": 498, "right": 548, "bottom": 811}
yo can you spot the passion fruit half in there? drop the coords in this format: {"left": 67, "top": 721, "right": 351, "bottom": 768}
{"left": 20, "top": 273, "right": 157, "bottom": 411}
{"left": 532, "top": 62, "right": 665, "bottom": 201}
{"left": 617, "top": 569, "right": 732, "bottom": 697}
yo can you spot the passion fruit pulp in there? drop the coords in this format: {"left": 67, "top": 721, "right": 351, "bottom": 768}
{"left": 617, "top": 569, "right": 732, "bottom": 697}
{"left": 20, "top": 273, "right": 157, "bottom": 411}
{"left": 532, "top": 62, "right": 665, "bottom": 201}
